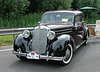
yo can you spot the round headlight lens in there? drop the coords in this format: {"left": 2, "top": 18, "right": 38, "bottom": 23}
{"left": 47, "top": 31, "right": 55, "bottom": 40}
{"left": 23, "top": 30, "right": 30, "bottom": 38}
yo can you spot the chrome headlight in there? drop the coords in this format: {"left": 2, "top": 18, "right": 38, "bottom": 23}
{"left": 47, "top": 31, "right": 55, "bottom": 40}
{"left": 23, "top": 30, "right": 30, "bottom": 38}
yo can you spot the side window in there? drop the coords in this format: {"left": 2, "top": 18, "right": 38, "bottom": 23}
{"left": 81, "top": 15, "right": 85, "bottom": 22}
{"left": 75, "top": 15, "right": 81, "bottom": 23}
{"left": 80, "top": 15, "right": 85, "bottom": 21}
{"left": 75, "top": 15, "right": 83, "bottom": 26}
{"left": 75, "top": 14, "right": 84, "bottom": 22}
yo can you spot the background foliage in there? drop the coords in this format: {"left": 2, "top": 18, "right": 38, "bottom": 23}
{"left": 28, "top": 0, "right": 73, "bottom": 12}
{"left": 41, "top": 0, "right": 73, "bottom": 11}
{"left": 0, "top": 13, "right": 42, "bottom": 28}
{"left": 0, "top": 0, "right": 30, "bottom": 19}
{"left": 72, "top": 0, "right": 100, "bottom": 23}
{"left": 72, "top": 0, "right": 100, "bottom": 10}
{"left": 0, "top": 0, "right": 100, "bottom": 28}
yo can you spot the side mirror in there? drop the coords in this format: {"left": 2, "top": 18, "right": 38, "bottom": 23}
{"left": 76, "top": 22, "right": 81, "bottom": 26}
{"left": 82, "top": 21, "right": 85, "bottom": 26}
{"left": 75, "top": 22, "right": 81, "bottom": 30}
{"left": 82, "top": 21, "right": 85, "bottom": 23}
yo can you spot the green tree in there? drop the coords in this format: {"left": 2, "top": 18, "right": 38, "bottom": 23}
{"left": 72, "top": 0, "right": 100, "bottom": 23}
{"left": 28, "top": 0, "right": 73, "bottom": 12}
{"left": 28, "top": 0, "right": 39, "bottom": 12}
{"left": 41, "top": 0, "right": 73, "bottom": 11}
{"left": 72, "top": 0, "right": 95, "bottom": 10}
{"left": 93, "top": 0, "right": 100, "bottom": 8}
{"left": 0, "top": 0, "right": 30, "bottom": 19}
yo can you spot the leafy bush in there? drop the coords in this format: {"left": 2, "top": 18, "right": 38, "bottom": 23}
{"left": 0, "top": 0, "right": 30, "bottom": 19}
{"left": 28, "top": 0, "right": 38, "bottom": 12}
{"left": 72, "top": 0, "right": 95, "bottom": 10}
{"left": 41, "top": 0, "right": 73, "bottom": 11}
{"left": 0, "top": 13, "right": 43, "bottom": 28}
{"left": 28, "top": 0, "right": 73, "bottom": 12}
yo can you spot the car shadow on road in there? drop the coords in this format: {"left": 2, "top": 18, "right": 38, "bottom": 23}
{"left": 10, "top": 59, "right": 66, "bottom": 72}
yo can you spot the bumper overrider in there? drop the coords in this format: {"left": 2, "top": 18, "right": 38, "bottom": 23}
{"left": 12, "top": 51, "right": 65, "bottom": 61}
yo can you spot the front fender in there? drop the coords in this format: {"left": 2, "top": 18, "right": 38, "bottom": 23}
{"left": 49, "top": 34, "right": 75, "bottom": 57}
{"left": 13, "top": 34, "right": 32, "bottom": 53}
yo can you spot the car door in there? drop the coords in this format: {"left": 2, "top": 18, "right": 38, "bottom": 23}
{"left": 74, "top": 14, "right": 85, "bottom": 46}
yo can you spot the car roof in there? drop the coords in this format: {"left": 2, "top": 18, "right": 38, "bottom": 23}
{"left": 44, "top": 10, "right": 83, "bottom": 15}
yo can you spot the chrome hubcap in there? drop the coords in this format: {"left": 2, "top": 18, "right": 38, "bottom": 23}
{"left": 66, "top": 48, "right": 70, "bottom": 58}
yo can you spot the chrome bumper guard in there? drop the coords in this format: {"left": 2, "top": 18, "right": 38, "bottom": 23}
{"left": 13, "top": 51, "right": 26, "bottom": 57}
{"left": 13, "top": 51, "right": 65, "bottom": 61}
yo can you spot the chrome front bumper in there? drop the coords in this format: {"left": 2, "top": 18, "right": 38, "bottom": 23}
{"left": 13, "top": 51, "right": 65, "bottom": 61}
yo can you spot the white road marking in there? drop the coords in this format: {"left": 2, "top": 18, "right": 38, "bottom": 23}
{"left": 0, "top": 48, "right": 13, "bottom": 52}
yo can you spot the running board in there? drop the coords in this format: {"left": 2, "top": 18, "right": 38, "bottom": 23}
{"left": 76, "top": 41, "right": 86, "bottom": 49}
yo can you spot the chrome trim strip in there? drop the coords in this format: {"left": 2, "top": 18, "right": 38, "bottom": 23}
{"left": 56, "top": 31, "right": 72, "bottom": 35}
{"left": 13, "top": 51, "right": 26, "bottom": 57}
{"left": 76, "top": 40, "right": 86, "bottom": 49}
{"left": 54, "top": 28, "right": 72, "bottom": 33}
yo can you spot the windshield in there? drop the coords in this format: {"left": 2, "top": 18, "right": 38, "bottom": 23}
{"left": 41, "top": 13, "right": 74, "bottom": 24}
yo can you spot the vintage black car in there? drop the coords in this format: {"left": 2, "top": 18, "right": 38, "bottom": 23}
{"left": 13, "top": 10, "right": 89, "bottom": 65}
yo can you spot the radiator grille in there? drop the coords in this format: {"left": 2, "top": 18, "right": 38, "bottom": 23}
{"left": 32, "top": 29, "right": 47, "bottom": 54}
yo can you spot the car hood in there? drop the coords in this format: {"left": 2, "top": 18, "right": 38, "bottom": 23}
{"left": 43, "top": 22, "right": 73, "bottom": 29}
{"left": 35, "top": 22, "right": 73, "bottom": 30}
{"left": 45, "top": 24, "right": 73, "bottom": 29}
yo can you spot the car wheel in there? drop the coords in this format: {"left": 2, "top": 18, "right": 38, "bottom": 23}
{"left": 84, "top": 32, "right": 88, "bottom": 45}
{"left": 16, "top": 55, "right": 27, "bottom": 60}
{"left": 60, "top": 43, "right": 73, "bottom": 65}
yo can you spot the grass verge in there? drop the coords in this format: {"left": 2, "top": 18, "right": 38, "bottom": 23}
{"left": 0, "top": 35, "right": 15, "bottom": 47}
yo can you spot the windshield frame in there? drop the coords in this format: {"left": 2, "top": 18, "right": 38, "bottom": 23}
{"left": 41, "top": 12, "right": 74, "bottom": 24}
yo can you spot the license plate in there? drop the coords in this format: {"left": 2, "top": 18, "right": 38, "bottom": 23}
{"left": 27, "top": 52, "right": 39, "bottom": 59}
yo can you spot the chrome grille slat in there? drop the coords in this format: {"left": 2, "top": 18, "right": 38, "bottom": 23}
{"left": 54, "top": 28, "right": 73, "bottom": 35}
{"left": 32, "top": 29, "right": 47, "bottom": 54}
{"left": 55, "top": 31, "right": 72, "bottom": 35}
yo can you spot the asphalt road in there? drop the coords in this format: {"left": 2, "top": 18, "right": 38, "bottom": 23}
{"left": 0, "top": 39, "right": 100, "bottom": 72}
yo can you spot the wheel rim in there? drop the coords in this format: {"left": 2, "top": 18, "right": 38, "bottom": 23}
{"left": 63, "top": 44, "right": 73, "bottom": 64}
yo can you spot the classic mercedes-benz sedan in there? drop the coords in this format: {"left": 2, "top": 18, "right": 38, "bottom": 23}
{"left": 13, "top": 10, "right": 89, "bottom": 65}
